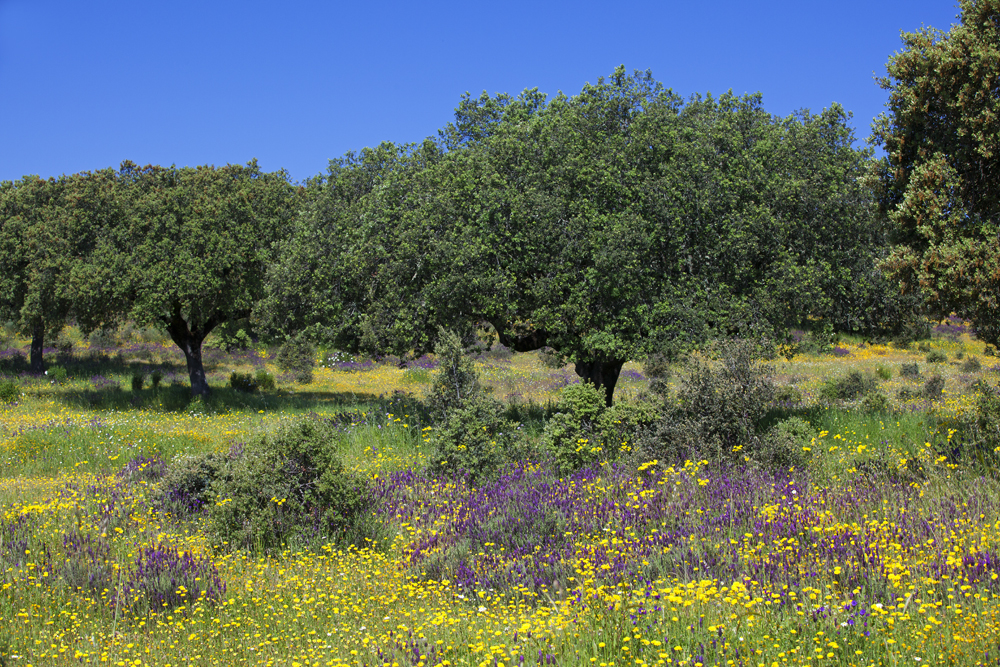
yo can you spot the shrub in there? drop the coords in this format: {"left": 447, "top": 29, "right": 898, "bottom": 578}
{"left": 860, "top": 391, "right": 892, "bottom": 414}
{"left": 924, "top": 374, "right": 946, "bottom": 400}
{"left": 955, "top": 349, "right": 965, "bottom": 360}
{"left": 819, "top": 370, "right": 878, "bottom": 401}
{"left": 875, "top": 365, "right": 892, "bottom": 380}
{"left": 961, "top": 356, "right": 982, "bottom": 373}
{"left": 276, "top": 337, "right": 316, "bottom": 384}
{"left": 774, "top": 385, "right": 803, "bottom": 405}
{"left": 896, "top": 387, "right": 921, "bottom": 401}
{"left": 150, "top": 369, "right": 164, "bottom": 390}
{"left": 541, "top": 382, "right": 658, "bottom": 473}
{"left": 757, "top": 417, "right": 812, "bottom": 469}
{"left": 429, "top": 396, "right": 524, "bottom": 483}
{"left": 0, "top": 380, "right": 19, "bottom": 404}
{"left": 900, "top": 362, "right": 920, "bottom": 379}
{"left": 642, "top": 353, "right": 671, "bottom": 379}
{"left": 229, "top": 371, "right": 257, "bottom": 393}
{"left": 130, "top": 372, "right": 145, "bottom": 392}
{"left": 917, "top": 341, "right": 932, "bottom": 353}
{"left": 984, "top": 345, "right": 996, "bottom": 357}
{"left": 55, "top": 332, "right": 74, "bottom": 359}
{"left": 208, "top": 417, "right": 372, "bottom": 553}
{"left": 47, "top": 365, "right": 68, "bottom": 383}
{"left": 155, "top": 452, "right": 231, "bottom": 518}
{"left": 88, "top": 328, "right": 117, "bottom": 349}
{"left": 255, "top": 369, "right": 276, "bottom": 391}
{"left": 926, "top": 349, "right": 947, "bottom": 363}
{"left": 637, "top": 339, "right": 775, "bottom": 465}
{"left": 427, "top": 328, "right": 482, "bottom": 424}
{"left": 538, "top": 347, "right": 564, "bottom": 369}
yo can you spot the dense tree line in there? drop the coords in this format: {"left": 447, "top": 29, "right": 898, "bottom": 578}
{"left": 8, "top": 48, "right": 985, "bottom": 400}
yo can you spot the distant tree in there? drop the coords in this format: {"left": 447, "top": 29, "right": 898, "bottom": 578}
{"left": 873, "top": 0, "right": 1000, "bottom": 345}
{"left": 96, "top": 161, "right": 295, "bottom": 396}
{"left": 0, "top": 169, "right": 124, "bottom": 372}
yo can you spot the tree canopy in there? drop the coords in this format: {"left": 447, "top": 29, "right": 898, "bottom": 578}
{"left": 873, "top": 0, "right": 1000, "bottom": 345}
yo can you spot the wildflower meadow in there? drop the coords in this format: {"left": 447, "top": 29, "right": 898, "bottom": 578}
{"left": 2, "top": 326, "right": 1000, "bottom": 667}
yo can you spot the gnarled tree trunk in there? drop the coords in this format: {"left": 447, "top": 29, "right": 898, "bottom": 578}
{"left": 165, "top": 305, "right": 218, "bottom": 397}
{"left": 29, "top": 322, "right": 45, "bottom": 374}
{"left": 574, "top": 358, "right": 625, "bottom": 407}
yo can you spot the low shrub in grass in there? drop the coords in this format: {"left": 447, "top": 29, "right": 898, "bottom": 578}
{"left": 642, "top": 353, "right": 671, "bottom": 379}
{"left": 207, "top": 416, "right": 373, "bottom": 553}
{"left": 819, "top": 370, "right": 878, "bottom": 401}
{"left": 0, "top": 379, "right": 20, "bottom": 403}
{"left": 875, "top": 365, "right": 892, "bottom": 380}
{"left": 130, "top": 372, "right": 145, "bottom": 392}
{"left": 861, "top": 391, "right": 893, "bottom": 414}
{"left": 429, "top": 396, "right": 525, "bottom": 483}
{"left": 926, "top": 349, "right": 948, "bottom": 364}
{"left": 962, "top": 356, "right": 982, "bottom": 372}
{"left": 229, "top": 369, "right": 276, "bottom": 393}
{"left": 538, "top": 347, "right": 564, "bottom": 369}
{"left": 427, "top": 328, "right": 482, "bottom": 424}
{"left": 155, "top": 452, "right": 232, "bottom": 518}
{"left": 924, "top": 374, "right": 946, "bottom": 400}
{"left": 47, "top": 365, "right": 68, "bottom": 383}
{"left": 150, "top": 369, "right": 164, "bottom": 390}
{"left": 276, "top": 337, "right": 316, "bottom": 384}
{"left": 774, "top": 385, "right": 803, "bottom": 405}
{"left": 637, "top": 339, "right": 776, "bottom": 466}
{"left": 757, "top": 417, "right": 811, "bottom": 469}
{"left": 900, "top": 362, "right": 920, "bottom": 379}
{"left": 984, "top": 345, "right": 996, "bottom": 357}
{"left": 255, "top": 369, "right": 275, "bottom": 391}
{"left": 542, "top": 382, "right": 657, "bottom": 473}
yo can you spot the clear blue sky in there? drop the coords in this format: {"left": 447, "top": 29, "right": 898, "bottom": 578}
{"left": 0, "top": 0, "right": 962, "bottom": 184}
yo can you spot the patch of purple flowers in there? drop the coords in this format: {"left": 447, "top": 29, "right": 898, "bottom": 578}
{"left": 113, "top": 544, "right": 226, "bottom": 614}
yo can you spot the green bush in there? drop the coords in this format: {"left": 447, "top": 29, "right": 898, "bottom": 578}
{"left": 917, "top": 341, "right": 932, "bottom": 353}
{"left": 642, "top": 353, "right": 671, "bottom": 379}
{"left": 774, "top": 385, "right": 803, "bottom": 404}
{"left": 900, "top": 363, "right": 920, "bottom": 379}
{"left": 896, "top": 387, "right": 921, "bottom": 401}
{"left": 984, "top": 345, "right": 996, "bottom": 357}
{"left": 542, "top": 382, "right": 658, "bottom": 472}
{"left": 860, "top": 391, "right": 892, "bottom": 414}
{"left": 155, "top": 452, "right": 231, "bottom": 518}
{"left": 875, "top": 365, "right": 892, "bottom": 380}
{"left": 150, "top": 369, "right": 164, "bottom": 390}
{"left": 924, "top": 374, "right": 946, "bottom": 400}
{"left": 255, "top": 369, "right": 276, "bottom": 391}
{"left": 47, "top": 365, "right": 68, "bottom": 384}
{"left": 88, "top": 329, "right": 117, "bottom": 349}
{"left": 429, "top": 396, "right": 524, "bottom": 483}
{"left": 637, "top": 339, "right": 775, "bottom": 465}
{"left": 229, "top": 371, "right": 257, "bottom": 393}
{"left": 0, "top": 380, "right": 20, "bottom": 404}
{"left": 757, "top": 418, "right": 811, "bottom": 470}
{"left": 276, "top": 338, "right": 316, "bottom": 384}
{"left": 819, "top": 371, "right": 878, "bottom": 402}
{"left": 131, "top": 372, "right": 145, "bottom": 392}
{"left": 926, "top": 349, "right": 947, "bottom": 364}
{"left": 961, "top": 356, "right": 982, "bottom": 373}
{"left": 538, "top": 347, "right": 564, "bottom": 369}
{"left": 427, "top": 328, "right": 482, "bottom": 424}
{"left": 208, "top": 417, "right": 372, "bottom": 553}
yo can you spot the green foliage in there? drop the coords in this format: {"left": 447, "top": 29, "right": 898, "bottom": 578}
{"left": 860, "top": 392, "right": 892, "bottom": 414}
{"left": 637, "top": 339, "right": 775, "bottom": 465}
{"left": 758, "top": 418, "right": 811, "bottom": 470}
{"left": 208, "top": 417, "right": 373, "bottom": 553}
{"left": 255, "top": 370, "right": 276, "bottom": 392}
{"left": 642, "top": 353, "right": 671, "bottom": 379}
{"left": 401, "top": 367, "right": 431, "bottom": 385}
{"left": 47, "top": 365, "right": 68, "bottom": 384}
{"left": 276, "top": 338, "right": 316, "bottom": 384}
{"left": 961, "top": 356, "right": 982, "bottom": 373}
{"left": 427, "top": 328, "right": 482, "bottom": 424}
{"left": 0, "top": 380, "right": 20, "bottom": 404}
{"left": 428, "top": 396, "right": 523, "bottom": 483}
{"left": 150, "top": 369, "right": 164, "bottom": 390}
{"left": 542, "top": 383, "right": 609, "bottom": 473}
{"left": 875, "top": 365, "right": 892, "bottom": 380}
{"left": 131, "top": 372, "right": 145, "bottom": 392}
{"left": 819, "top": 371, "right": 878, "bottom": 401}
{"left": 900, "top": 362, "right": 920, "bottom": 379}
{"left": 774, "top": 385, "right": 803, "bottom": 405}
{"left": 230, "top": 372, "right": 257, "bottom": 393}
{"left": 924, "top": 374, "right": 946, "bottom": 400}
{"left": 926, "top": 350, "right": 947, "bottom": 364}
{"left": 538, "top": 348, "right": 564, "bottom": 370}
{"left": 155, "top": 452, "right": 230, "bottom": 519}
{"left": 874, "top": 0, "right": 1000, "bottom": 348}
{"left": 984, "top": 345, "right": 996, "bottom": 357}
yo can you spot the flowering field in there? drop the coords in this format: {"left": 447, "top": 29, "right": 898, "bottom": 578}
{"left": 2, "top": 332, "right": 1000, "bottom": 666}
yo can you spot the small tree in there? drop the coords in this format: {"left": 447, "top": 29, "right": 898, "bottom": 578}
{"left": 427, "top": 327, "right": 482, "bottom": 424}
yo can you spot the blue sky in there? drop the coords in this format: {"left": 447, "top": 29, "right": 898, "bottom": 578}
{"left": 0, "top": 1, "right": 962, "bottom": 184}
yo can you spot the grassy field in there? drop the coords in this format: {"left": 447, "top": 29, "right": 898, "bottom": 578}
{"left": 2, "top": 328, "right": 1000, "bottom": 666}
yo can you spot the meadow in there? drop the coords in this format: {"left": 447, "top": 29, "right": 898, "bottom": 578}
{"left": 2, "top": 325, "right": 1000, "bottom": 667}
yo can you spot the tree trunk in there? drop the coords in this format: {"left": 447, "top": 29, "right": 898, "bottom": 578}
{"left": 165, "top": 306, "right": 216, "bottom": 397}
{"left": 29, "top": 323, "right": 45, "bottom": 374}
{"left": 574, "top": 358, "right": 625, "bottom": 407}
